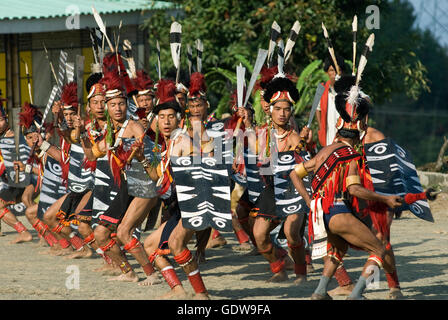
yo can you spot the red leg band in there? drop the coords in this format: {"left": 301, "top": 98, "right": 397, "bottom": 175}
{"left": 0, "top": 208, "right": 10, "bottom": 219}
{"left": 270, "top": 259, "right": 285, "bottom": 274}
{"left": 142, "top": 263, "right": 156, "bottom": 276}
{"left": 368, "top": 254, "right": 384, "bottom": 269}
{"left": 386, "top": 270, "right": 400, "bottom": 289}
{"left": 212, "top": 229, "right": 221, "bottom": 240}
{"left": 123, "top": 237, "right": 142, "bottom": 252}
{"left": 14, "top": 222, "right": 27, "bottom": 233}
{"left": 334, "top": 265, "right": 353, "bottom": 287}
{"left": 187, "top": 269, "right": 207, "bottom": 294}
{"left": 33, "top": 220, "right": 58, "bottom": 246}
{"left": 100, "top": 238, "right": 117, "bottom": 253}
{"left": 385, "top": 243, "right": 392, "bottom": 251}
{"left": 51, "top": 223, "right": 65, "bottom": 234}
{"left": 173, "top": 248, "right": 193, "bottom": 267}
{"left": 83, "top": 232, "right": 95, "bottom": 246}
{"left": 69, "top": 234, "right": 84, "bottom": 250}
{"left": 235, "top": 229, "right": 249, "bottom": 244}
{"left": 161, "top": 266, "right": 182, "bottom": 289}
{"left": 59, "top": 238, "right": 71, "bottom": 249}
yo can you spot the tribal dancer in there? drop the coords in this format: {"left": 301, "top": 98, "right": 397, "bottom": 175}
{"left": 39, "top": 82, "right": 93, "bottom": 257}
{"left": 132, "top": 70, "right": 156, "bottom": 131}
{"left": 247, "top": 74, "right": 313, "bottom": 284}
{"left": 293, "top": 74, "right": 403, "bottom": 300}
{"left": 145, "top": 73, "right": 214, "bottom": 299}
{"left": 0, "top": 102, "right": 42, "bottom": 244}
{"left": 141, "top": 78, "right": 190, "bottom": 297}
{"left": 327, "top": 75, "right": 405, "bottom": 299}
{"left": 82, "top": 68, "right": 161, "bottom": 284}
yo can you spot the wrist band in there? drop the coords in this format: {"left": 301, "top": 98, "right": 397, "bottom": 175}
{"left": 25, "top": 164, "right": 32, "bottom": 174}
{"left": 40, "top": 141, "right": 51, "bottom": 153}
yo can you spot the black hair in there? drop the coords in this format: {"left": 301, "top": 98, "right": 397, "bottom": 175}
{"left": 86, "top": 73, "right": 103, "bottom": 93}
{"left": 323, "top": 54, "right": 347, "bottom": 73}
{"left": 153, "top": 100, "right": 182, "bottom": 115}
{"left": 263, "top": 76, "right": 300, "bottom": 104}
{"left": 334, "top": 74, "right": 371, "bottom": 122}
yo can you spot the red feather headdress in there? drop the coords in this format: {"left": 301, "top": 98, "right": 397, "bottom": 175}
{"left": 155, "top": 79, "right": 177, "bottom": 106}
{"left": 19, "top": 102, "right": 42, "bottom": 133}
{"left": 100, "top": 71, "right": 126, "bottom": 102}
{"left": 102, "top": 52, "right": 136, "bottom": 96}
{"left": 132, "top": 70, "right": 155, "bottom": 96}
{"left": 60, "top": 82, "right": 78, "bottom": 111}
{"left": 187, "top": 72, "right": 207, "bottom": 100}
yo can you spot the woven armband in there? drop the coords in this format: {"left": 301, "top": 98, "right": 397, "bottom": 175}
{"left": 294, "top": 162, "right": 308, "bottom": 179}
{"left": 345, "top": 175, "right": 361, "bottom": 188}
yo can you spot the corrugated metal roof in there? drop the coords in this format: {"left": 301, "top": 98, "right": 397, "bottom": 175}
{"left": 0, "top": 0, "right": 174, "bottom": 21}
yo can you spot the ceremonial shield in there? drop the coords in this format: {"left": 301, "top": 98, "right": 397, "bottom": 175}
{"left": 37, "top": 156, "right": 68, "bottom": 219}
{"left": 273, "top": 150, "right": 312, "bottom": 220}
{"left": 365, "top": 137, "right": 434, "bottom": 222}
{"left": 170, "top": 156, "right": 232, "bottom": 232}
{"left": 0, "top": 134, "right": 31, "bottom": 188}
{"left": 68, "top": 143, "right": 95, "bottom": 193}
{"left": 244, "top": 147, "right": 265, "bottom": 204}
{"left": 206, "top": 120, "right": 246, "bottom": 186}
{"left": 91, "top": 154, "right": 119, "bottom": 228}
{"left": 126, "top": 135, "right": 159, "bottom": 199}
{"left": 0, "top": 181, "right": 26, "bottom": 215}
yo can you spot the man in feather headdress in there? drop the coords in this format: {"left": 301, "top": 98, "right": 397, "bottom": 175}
{"left": 80, "top": 69, "right": 161, "bottom": 285}
{"left": 245, "top": 73, "right": 313, "bottom": 284}
{"left": 131, "top": 69, "right": 156, "bottom": 130}
{"left": 0, "top": 101, "right": 40, "bottom": 244}
{"left": 34, "top": 82, "right": 94, "bottom": 257}
{"left": 293, "top": 73, "right": 403, "bottom": 300}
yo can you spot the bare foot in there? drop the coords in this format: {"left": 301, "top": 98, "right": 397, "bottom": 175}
{"left": 65, "top": 246, "right": 93, "bottom": 259}
{"left": 157, "top": 285, "right": 188, "bottom": 300}
{"left": 101, "top": 266, "right": 122, "bottom": 276}
{"left": 232, "top": 242, "right": 252, "bottom": 252}
{"left": 138, "top": 273, "right": 162, "bottom": 286}
{"left": 193, "top": 292, "right": 210, "bottom": 300}
{"left": 388, "top": 288, "right": 404, "bottom": 300}
{"left": 206, "top": 236, "right": 227, "bottom": 249}
{"left": 106, "top": 271, "right": 139, "bottom": 282}
{"left": 293, "top": 274, "right": 307, "bottom": 285}
{"left": 39, "top": 244, "right": 62, "bottom": 255}
{"left": 267, "top": 270, "right": 288, "bottom": 283}
{"left": 34, "top": 237, "right": 49, "bottom": 248}
{"left": 9, "top": 231, "right": 32, "bottom": 244}
{"left": 327, "top": 284, "right": 355, "bottom": 297}
{"left": 51, "top": 247, "right": 74, "bottom": 256}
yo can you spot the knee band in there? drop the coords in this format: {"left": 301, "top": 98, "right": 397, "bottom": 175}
{"left": 173, "top": 248, "right": 193, "bottom": 267}
{"left": 0, "top": 208, "right": 10, "bottom": 219}
{"left": 83, "top": 233, "right": 96, "bottom": 246}
{"left": 123, "top": 237, "right": 142, "bottom": 252}
{"left": 100, "top": 238, "right": 116, "bottom": 253}
{"left": 368, "top": 254, "right": 384, "bottom": 269}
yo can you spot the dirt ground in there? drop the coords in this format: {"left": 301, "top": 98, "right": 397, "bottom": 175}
{"left": 0, "top": 193, "right": 447, "bottom": 301}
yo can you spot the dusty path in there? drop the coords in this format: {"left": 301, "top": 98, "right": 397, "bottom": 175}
{"left": 0, "top": 193, "right": 447, "bottom": 301}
